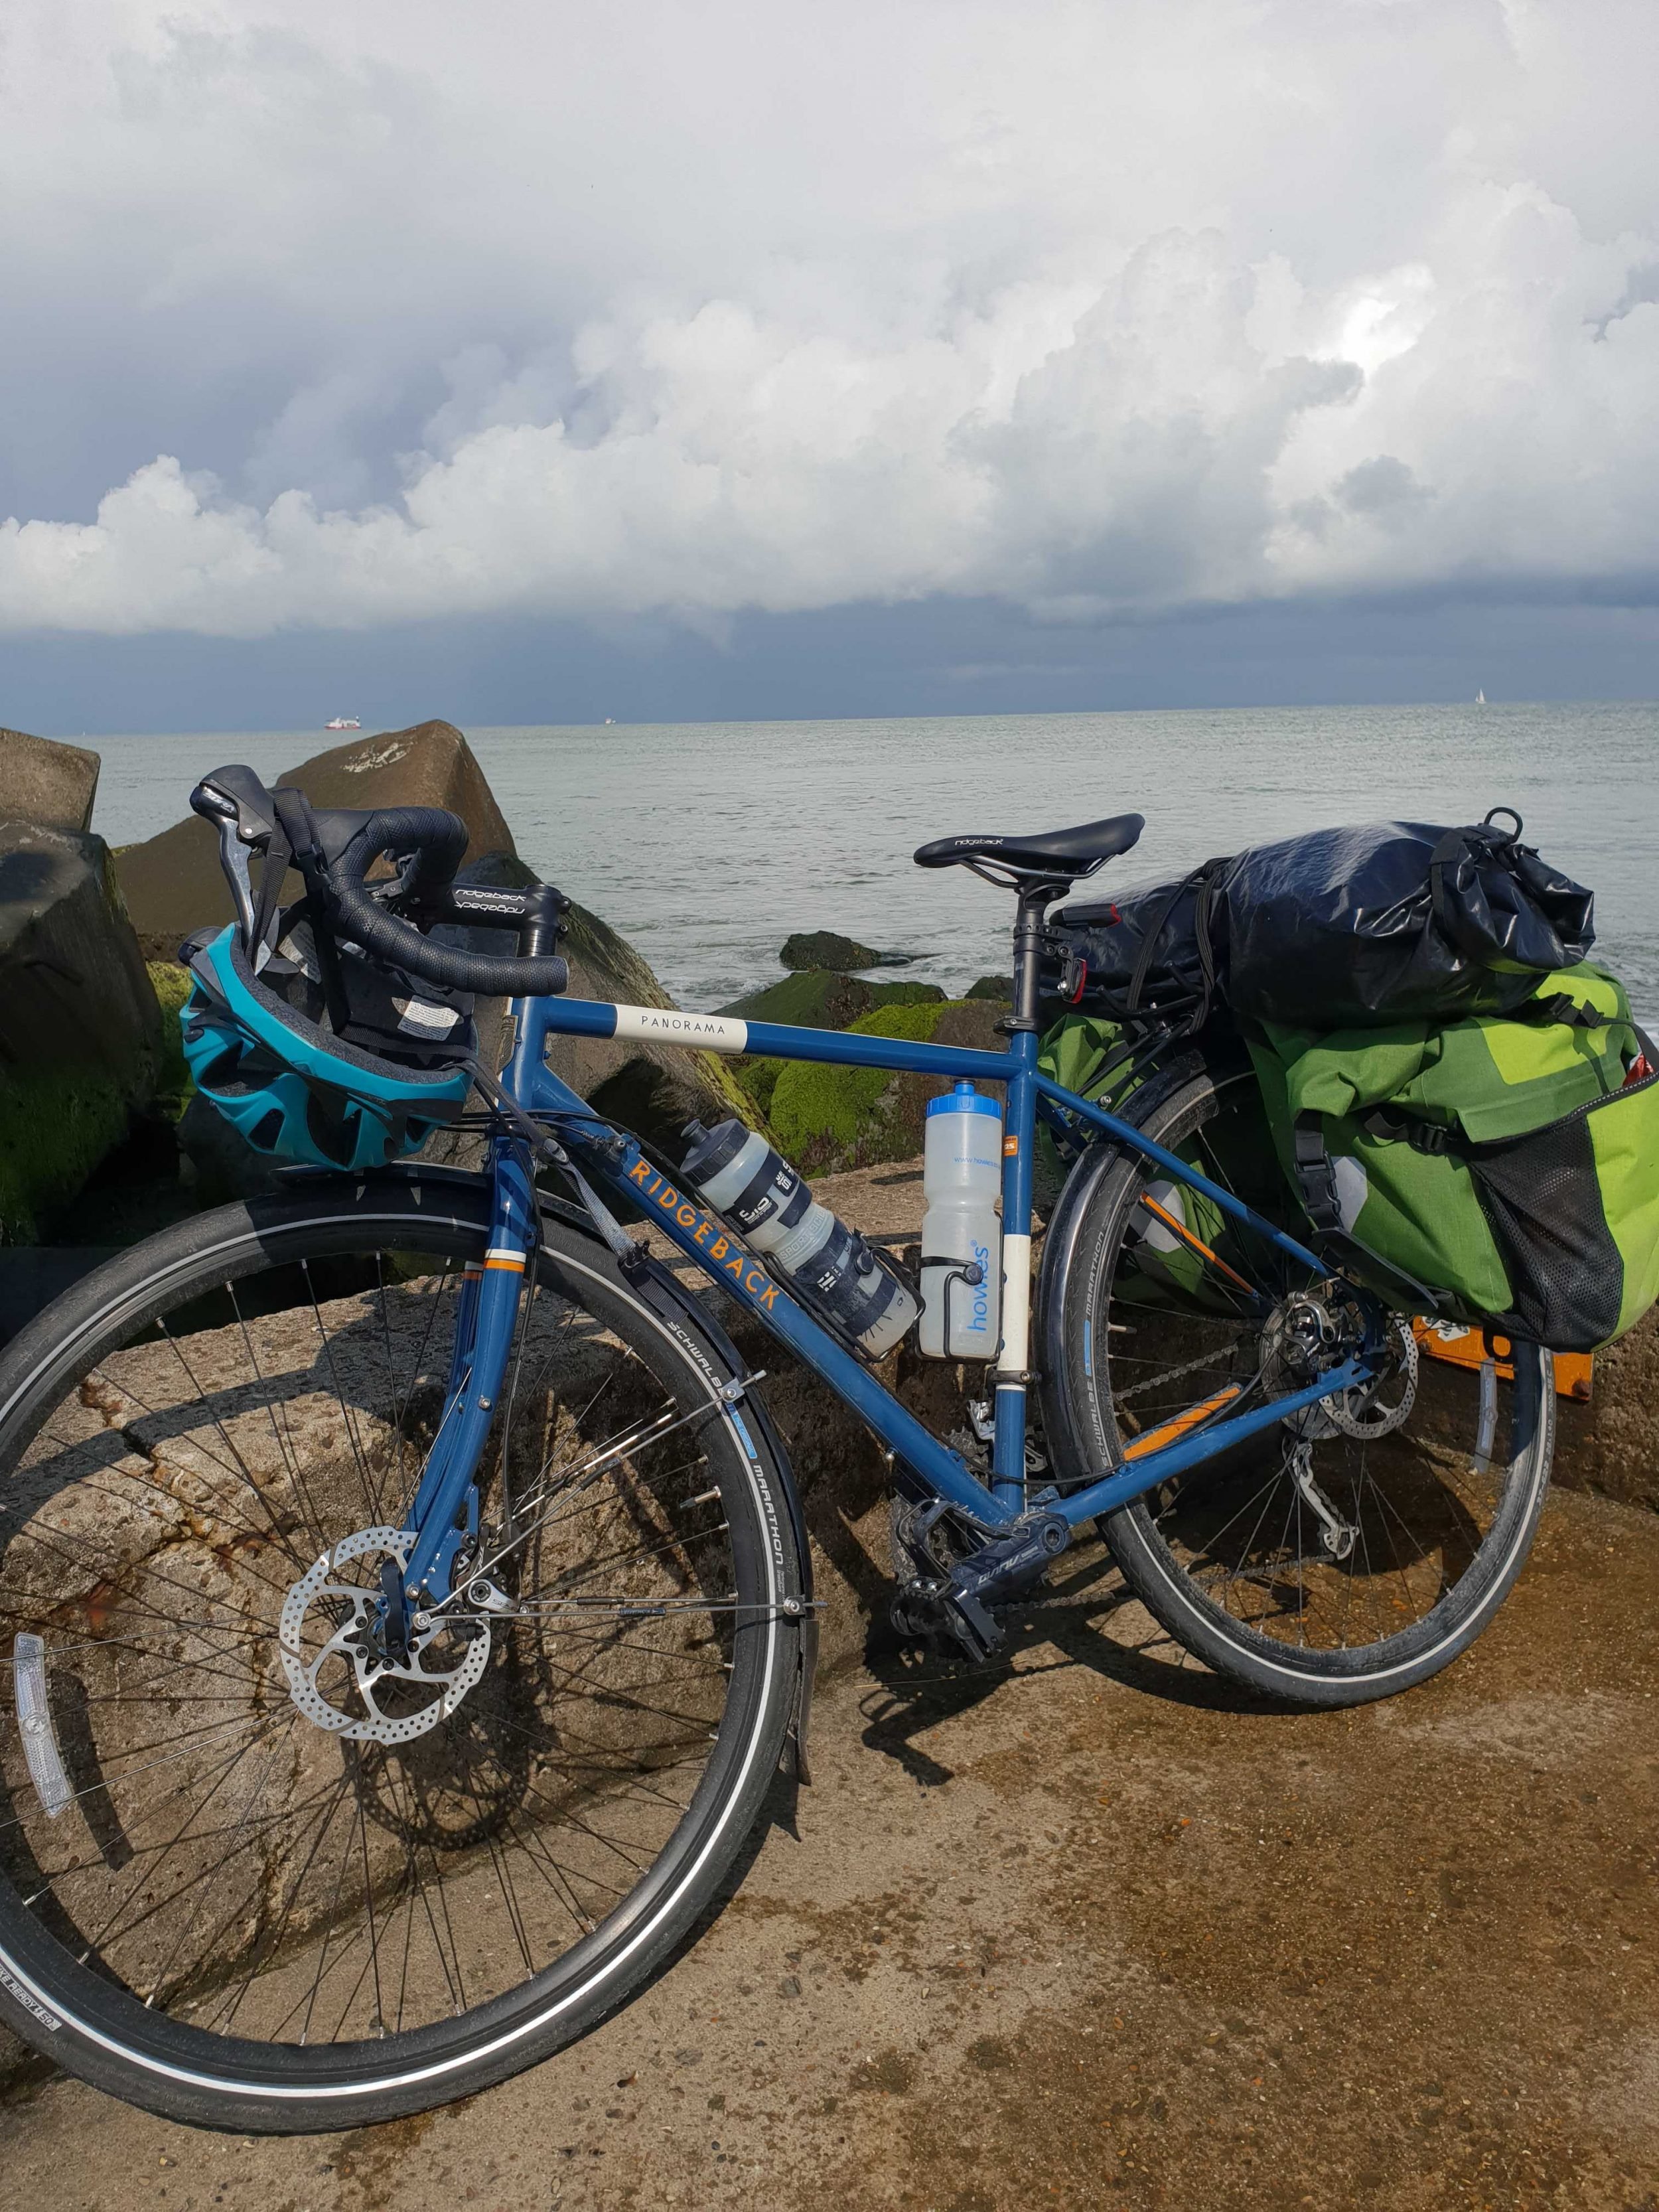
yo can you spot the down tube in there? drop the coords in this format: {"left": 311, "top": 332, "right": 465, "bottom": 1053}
{"left": 573, "top": 1131, "right": 1020, "bottom": 1529}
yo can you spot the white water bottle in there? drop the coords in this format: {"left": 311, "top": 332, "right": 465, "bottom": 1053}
{"left": 919, "top": 1082, "right": 1003, "bottom": 1360}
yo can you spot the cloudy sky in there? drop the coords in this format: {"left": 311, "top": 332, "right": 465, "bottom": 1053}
{"left": 3, "top": 0, "right": 1656, "bottom": 730}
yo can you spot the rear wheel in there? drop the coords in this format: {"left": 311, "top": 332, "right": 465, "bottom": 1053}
{"left": 0, "top": 1179, "right": 800, "bottom": 2129}
{"left": 1040, "top": 1065, "right": 1554, "bottom": 1706}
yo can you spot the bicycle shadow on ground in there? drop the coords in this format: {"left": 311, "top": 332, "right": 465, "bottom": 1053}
{"left": 607, "top": 1540, "right": 1294, "bottom": 2007}
{"left": 851, "top": 1542, "right": 1281, "bottom": 1791}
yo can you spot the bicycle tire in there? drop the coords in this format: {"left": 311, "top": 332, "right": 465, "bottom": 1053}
{"left": 1038, "top": 1063, "right": 1555, "bottom": 1708}
{"left": 0, "top": 1176, "right": 801, "bottom": 2130}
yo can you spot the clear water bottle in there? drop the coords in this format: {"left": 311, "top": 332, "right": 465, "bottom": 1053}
{"left": 680, "top": 1120, "right": 918, "bottom": 1359}
{"left": 919, "top": 1081, "right": 1003, "bottom": 1360}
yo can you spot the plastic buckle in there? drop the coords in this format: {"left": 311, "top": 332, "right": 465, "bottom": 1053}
{"left": 1291, "top": 1114, "right": 1344, "bottom": 1234}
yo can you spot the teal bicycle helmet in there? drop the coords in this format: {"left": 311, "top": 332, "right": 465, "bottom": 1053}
{"left": 181, "top": 924, "right": 475, "bottom": 1171}
{"left": 178, "top": 765, "right": 569, "bottom": 1173}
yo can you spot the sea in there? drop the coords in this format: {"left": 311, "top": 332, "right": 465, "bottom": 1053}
{"left": 85, "top": 703, "right": 1659, "bottom": 1017}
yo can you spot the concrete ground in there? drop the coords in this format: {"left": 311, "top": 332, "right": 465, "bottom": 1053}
{"left": 3, "top": 1476, "right": 1658, "bottom": 2211}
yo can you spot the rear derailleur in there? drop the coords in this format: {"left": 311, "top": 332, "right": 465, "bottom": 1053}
{"left": 889, "top": 1495, "right": 1070, "bottom": 1664}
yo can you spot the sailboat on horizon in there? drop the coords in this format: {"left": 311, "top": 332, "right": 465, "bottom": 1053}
{"left": 1475, "top": 689, "right": 1486, "bottom": 705}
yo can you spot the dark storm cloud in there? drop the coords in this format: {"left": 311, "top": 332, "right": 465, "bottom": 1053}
{"left": 1, "top": 1, "right": 1655, "bottom": 642}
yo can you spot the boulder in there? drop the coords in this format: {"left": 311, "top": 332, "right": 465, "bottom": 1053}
{"left": 967, "top": 974, "right": 1013, "bottom": 1001}
{"left": 278, "top": 721, "right": 515, "bottom": 858}
{"left": 115, "top": 719, "right": 514, "bottom": 960}
{"left": 720, "top": 969, "right": 944, "bottom": 1029}
{"left": 780, "top": 929, "right": 912, "bottom": 972}
{"left": 544, "top": 901, "right": 761, "bottom": 1160}
{"left": 766, "top": 997, "right": 1005, "bottom": 1173}
{"left": 0, "top": 823, "right": 163, "bottom": 1242}
{"left": 0, "top": 727, "right": 100, "bottom": 833}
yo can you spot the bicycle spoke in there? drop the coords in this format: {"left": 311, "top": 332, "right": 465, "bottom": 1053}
{"left": 0, "top": 1211, "right": 775, "bottom": 2073}
{"left": 1080, "top": 1065, "right": 1543, "bottom": 1672}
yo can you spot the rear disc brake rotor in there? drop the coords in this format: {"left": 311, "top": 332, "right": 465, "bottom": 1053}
{"left": 1323, "top": 1313, "right": 1419, "bottom": 1439}
{"left": 1263, "top": 1291, "right": 1417, "bottom": 1443}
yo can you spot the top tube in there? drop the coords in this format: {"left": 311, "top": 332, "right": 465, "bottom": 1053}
{"left": 522, "top": 992, "right": 1019, "bottom": 1084}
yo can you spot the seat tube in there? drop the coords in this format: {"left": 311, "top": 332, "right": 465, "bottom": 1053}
{"left": 991, "top": 883, "right": 1050, "bottom": 1507}
{"left": 991, "top": 1026, "right": 1038, "bottom": 1503}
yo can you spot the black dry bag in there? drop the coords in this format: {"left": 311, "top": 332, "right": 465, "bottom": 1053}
{"left": 1221, "top": 809, "right": 1594, "bottom": 1029}
{"left": 1045, "top": 857, "right": 1232, "bottom": 1029}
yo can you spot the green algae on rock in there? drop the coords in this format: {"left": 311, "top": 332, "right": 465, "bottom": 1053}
{"left": 766, "top": 998, "right": 1005, "bottom": 1173}
{"left": 721, "top": 969, "right": 944, "bottom": 1030}
{"left": 0, "top": 821, "right": 163, "bottom": 1243}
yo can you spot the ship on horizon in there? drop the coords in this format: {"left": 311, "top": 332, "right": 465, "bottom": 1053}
{"left": 325, "top": 715, "right": 362, "bottom": 731}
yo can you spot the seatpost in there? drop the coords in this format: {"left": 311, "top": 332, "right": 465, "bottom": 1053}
{"left": 1009, "top": 880, "right": 1063, "bottom": 1031}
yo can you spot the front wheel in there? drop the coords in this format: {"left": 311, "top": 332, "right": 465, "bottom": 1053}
{"left": 0, "top": 1177, "right": 802, "bottom": 2130}
{"left": 1039, "top": 1063, "right": 1555, "bottom": 1707}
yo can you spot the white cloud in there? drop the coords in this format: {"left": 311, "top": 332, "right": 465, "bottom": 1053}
{"left": 0, "top": 0, "right": 1655, "bottom": 636}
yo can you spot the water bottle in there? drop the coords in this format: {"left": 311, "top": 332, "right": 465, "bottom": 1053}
{"left": 919, "top": 1081, "right": 1003, "bottom": 1360}
{"left": 680, "top": 1120, "right": 918, "bottom": 1359}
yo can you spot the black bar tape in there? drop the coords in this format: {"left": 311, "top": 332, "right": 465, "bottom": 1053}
{"left": 330, "top": 806, "right": 470, "bottom": 900}
{"left": 327, "top": 875, "right": 569, "bottom": 996}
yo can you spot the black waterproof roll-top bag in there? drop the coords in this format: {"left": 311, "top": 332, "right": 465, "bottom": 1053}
{"left": 1047, "top": 810, "right": 1595, "bottom": 1032}
{"left": 1222, "top": 811, "right": 1595, "bottom": 1028}
{"left": 1045, "top": 857, "right": 1232, "bottom": 1027}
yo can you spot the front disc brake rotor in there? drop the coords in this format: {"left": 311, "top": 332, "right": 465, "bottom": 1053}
{"left": 279, "top": 1526, "right": 490, "bottom": 1745}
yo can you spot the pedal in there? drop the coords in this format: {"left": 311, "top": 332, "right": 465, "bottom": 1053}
{"left": 889, "top": 1507, "right": 1071, "bottom": 1664}
{"left": 890, "top": 1576, "right": 1002, "bottom": 1664}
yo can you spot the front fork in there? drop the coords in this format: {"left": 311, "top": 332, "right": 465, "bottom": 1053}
{"left": 392, "top": 1140, "right": 538, "bottom": 1618}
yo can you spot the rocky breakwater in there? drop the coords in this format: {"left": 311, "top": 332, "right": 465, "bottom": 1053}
{"left": 112, "top": 718, "right": 752, "bottom": 1187}
{"left": 0, "top": 729, "right": 165, "bottom": 1250}
{"left": 720, "top": 949, "right": 1007, "bottom": 1172}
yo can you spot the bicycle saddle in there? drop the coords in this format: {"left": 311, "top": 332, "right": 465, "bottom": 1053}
{"left": 912, "top": 812, "right": 1145, "bottom": 882}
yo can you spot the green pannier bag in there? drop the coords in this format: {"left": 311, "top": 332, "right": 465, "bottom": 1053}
{"left": 1248, "top": 964, "right": 1659, "bottom": 1351}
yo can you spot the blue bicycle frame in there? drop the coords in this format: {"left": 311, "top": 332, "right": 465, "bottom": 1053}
{"left": 397, "top": 985, "right": 1374, "bottom": 1607}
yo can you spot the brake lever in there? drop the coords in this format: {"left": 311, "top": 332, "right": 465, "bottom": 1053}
{"left": 191, "top": 788, "right": 259, "bottom": 946}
